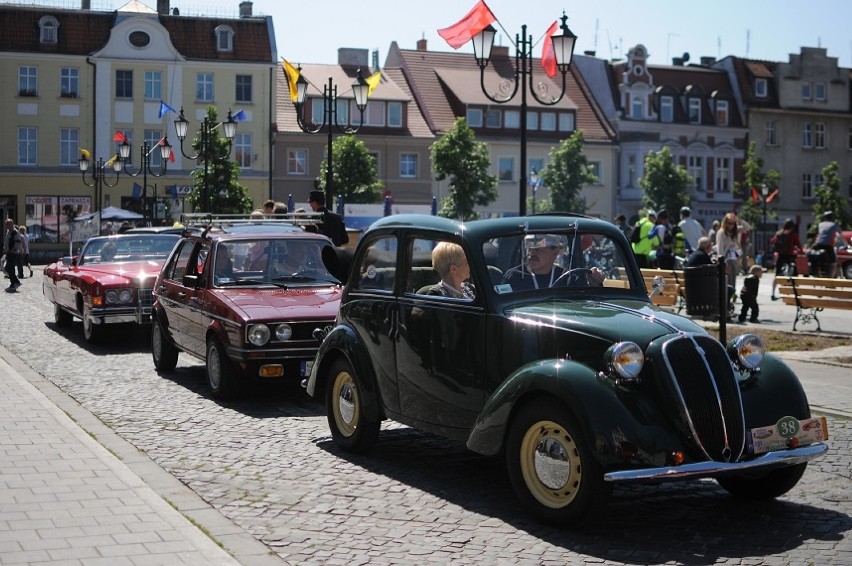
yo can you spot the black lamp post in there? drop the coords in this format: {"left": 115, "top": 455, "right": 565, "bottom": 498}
{"left": 530, "top": 168, "right": 539, "bottom": 214}
{"left": 472, "top": 13, "right": 577, "bottom": 216}
{"left": 761, "top": 182, "right": 769, "bottom": 267}
{"left": 118, "top": 139, "right": 172, "bottom": 225}
{"left": 79, "top": 153, "right": 122, "bottom": 229}
{"left": 292, "top": 68, "right": 370, "bottom": 207}
{"left": 173, "top": 108, "right": 238, "bottom": 213}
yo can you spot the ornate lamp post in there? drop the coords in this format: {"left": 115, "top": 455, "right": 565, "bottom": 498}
{"left": 472, "top": 13, "right": 577, "bottom": 216}
{"left": 530, "top": 168, "right": 539, "bottom": 214}
{"left": 761, "top": 183, "right": 770, "bottom": 267}
{"left": 79, "top": 153, "right": 122, "bottom": 228}
{"left": 118, "top": 138, "right": 172, "bottom": 225}
{"left": 292, "top": 68, "right": 370, "bottom": 206}
{"left": 173, "top": 108, "right": 238, "bottom": 213}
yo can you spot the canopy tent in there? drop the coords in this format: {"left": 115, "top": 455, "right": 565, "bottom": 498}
{"left": 74, "top": 206, "right": 143, "bottom": 222}
{"left": 68, "top": 207, "right": 144, "bottom": 253}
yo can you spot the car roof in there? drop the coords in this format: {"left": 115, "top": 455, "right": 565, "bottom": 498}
{"left": 200, "top": 229, "right": 333, "bottom": 244}
{"left": 125, "top": 226, "right": 201, "bottom": 235}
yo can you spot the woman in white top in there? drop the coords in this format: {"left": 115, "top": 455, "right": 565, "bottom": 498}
{"left": 716, "top": 212, "right": 752, "bottom": 289}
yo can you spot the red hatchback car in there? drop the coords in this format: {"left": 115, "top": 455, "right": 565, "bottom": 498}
{"left": 150, "top": 220, "right": 343, "bottom": 398}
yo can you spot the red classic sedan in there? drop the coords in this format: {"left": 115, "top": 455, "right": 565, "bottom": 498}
{"left": 43, "top": 234, "right": 181, "bottom": 342}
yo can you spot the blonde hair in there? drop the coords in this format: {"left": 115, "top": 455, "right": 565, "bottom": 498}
{"left": 431, "top": 241, "right": 467, "bottom": 278}
{"left": 749, "top": 264, "right": 763, "bottom": 275}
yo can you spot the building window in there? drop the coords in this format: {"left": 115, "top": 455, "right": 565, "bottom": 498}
{"left": 848, "top": 126, "right": 852, "bottom": 150}
{"left": 631, "top": 96, "right": 644, "bottom": 119}
{"left": 814, "top": 122, "right": 826, "bottom": 149}
{"left": 215, "top": 25, "right": 233, "bottom": 52}
{"left": 235, "top": 75, "right": 252, "bottom": 103}
{"left": 18, "top": 66, "right": 37, "bottom": 97}
{"left": 527, "top": 111, "right": 538, "bottom": 130}
{"left": 688, "top": 155, "right": 703, "bottom": 190}
{"left": 39, "top": 16, "right": 58, "bottom": 43}
{"left": 364, "top": 100, "right": 385, "bottom": 126}
{"left": 754, "top": 78, "right": 767, "bottom": 97}
{"left": 715, "top": 157, "right": 730, "bottom": 192}
{"left": 588, "top": 161, "right": 602, "bottom": 184}
{"left": 848, "top": 175, "right": 852, "bottom": 197}
{"left": 715, "top": 100, "right": 729, "bottom": 126}
{"left": 540, "top": 112, "right": 556, "bottom": 131}
{"left": 312, "top": 98, "right": 349, "bottom": 126}
{"left": 400, "top": 153, "right": 418, "bottom": 178}
{"left": 504, "top": 110, "right": 520, "bottom": 128}
{"left": 113, "top": 130, "right": 132, "bottom": 157}
{"left": 801, "top": 173, "right": 812, "bottom": 198}
{"left": 802, "top": 122, "right": 812, "bottom": 148}
{"left": 115, "top": 70, "right": 133, "bottom": 98}
{"left": 814, "top": 173, "right": 824, "bottom": 192}
{"left": 660, "top": 96, "right": 673, "bottom": 122}
{"left": 18, "top": 127, "right": 37, "bottom": 166}
{"left": 626, "top": 154, "right": 637, "bottom": 187}
{"left": 498, "top": 157, "right": 514, "bottom": 182}
{"left": 766, "top": 121, "right": 777, "bottom": 146}
{"left": 688, "top": 98, "right": 701, "bottom": 124}
{"left": 143, "top": 130, "right": 164, "bottom": 168}
{"left": 558, "top": 113, "right": 574, "bottom": 131}
{"left": 287, "top": 149, "right": 307, "bottom": 175}
{"left": 485, "top": 109, "right": 501, "bottom": 128}
{"left": 234, "top": 133, "right": 251, "bottom": 168}
{"left": 144, "top": 71, "right": 162, "bottom": 100}
{"left": 815, "top": 82, "right": 826, "bottom": 102}
{"left": 466, "top": 108, "right": 483, "bottom": 127}
{"left": 59, "top": 128, "right": 79, "bottom": 166}
{"left": 196, "top": 73, "right": 214, "bottom": 102}
{"left": 801, "top": 82, "right": 812, "bottom": 100}
{"left": 388, "top": 101, "right": 402, "bottom": 127}
{"left": 60, "top": 67, "right": 78, "bottom": 98}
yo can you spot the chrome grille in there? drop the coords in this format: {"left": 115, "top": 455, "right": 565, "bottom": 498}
{"left": 661, "top": 335, "right": 745, "bottom": 462}
{"left": 138, "top": 288, "right": 154, "bottom": 312}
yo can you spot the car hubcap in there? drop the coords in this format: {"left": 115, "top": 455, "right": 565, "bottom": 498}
{"left": 332, "top": 371, "right": 358, "bottom": 437}
{"left": 519, "top": 420, "right": 581, "bottom": 509}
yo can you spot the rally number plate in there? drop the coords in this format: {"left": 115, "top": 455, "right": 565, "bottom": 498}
{"left": 748, "top": 415, "right": 828, "bottom": 455}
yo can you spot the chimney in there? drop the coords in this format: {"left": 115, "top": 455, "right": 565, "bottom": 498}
{"left": 491, "top": 45, "right": 509, "bottom": 58}
{"left": 81, "top": 0, "right": 90, "bottom": 9}
{"left": 372, "top": 50, "right": 380, "bottom": 71}
{"left": 417, "top": 38, "right": 428, "bottom": 51}
{"left": 583, "top": 50, "right": 596, "bottom": 57}
{"left": 338, "top": 48, "right": 369, "bottom": 68}
{"left": 239, "top": 1, "right": 253, "bottom": 17}
{"left": 700, "top": 56, "right": 716, "bottom": 66}
{"left": 156, "top": 0, "right": 169, "bottom": 15}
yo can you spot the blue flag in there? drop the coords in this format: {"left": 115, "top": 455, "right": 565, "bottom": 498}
{"left": 132, "top": 182, "right": 142, "bottom": 199}
{"left": 232, "top": 109, "right": 246, "bottom": 122}
{"left": 167, "top": 184, "right": 178, "bottom": 198}
{"left": 158, "top": 100, "right": 176, "bottom": 119}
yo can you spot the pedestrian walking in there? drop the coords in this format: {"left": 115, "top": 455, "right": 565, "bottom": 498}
{"left": 716, "top": 212, "right": 751, "bottom": 290}
{"left": 17, "top": 225, "right": 33, "bottom": 278}
{"left": 738, "top": 265, "right": 763, "bottom": 324}
{"left": 812, "top": 211, "right": 843, "bottom": 277}
{"left": 308, "top": 190, "right": 349, "bottom": 246}
{"left": 3, "top": 218, "right": 25, "bottom": 292}
{"left": 770, "top": 218, "right": 803, "bottom": 300}
{"left": 630, "top": 210, "right": 658, "bottom": 268}
{"left": 677, "top": 206, "right": 705, "bottom": 251}
{"left": 648, "top": 209, "right": 675, "bottom": 269}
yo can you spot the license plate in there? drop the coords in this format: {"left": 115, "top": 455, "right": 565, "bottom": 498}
{"left": 748, "top": 416, "right": 829, "bottom": 455}
{"left": 300, "top": 360, "right": 313, "bottom": 377}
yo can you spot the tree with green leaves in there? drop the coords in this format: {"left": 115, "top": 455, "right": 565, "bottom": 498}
{"left": 539, "top": 130, "right": 597, "bottom": 213}
{"left": 811, "top": 160, "right": 850, "bottom": 232}
{"left": 430, "top": 117, "right": 497, "bottom": 221}
{"left": 316, "top": 134, "right": 383, "bottom": 204}
{"left": 639, "top": 146, "right": 692, "bottom": 215}
{"left": 735, "top": 141, "right": 781, "bottom": 228}
{"left": 185, "top": 106, "right": 253, "bottom": 214}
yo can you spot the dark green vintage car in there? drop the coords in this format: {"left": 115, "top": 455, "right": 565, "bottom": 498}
{"left": 306, "top": 214, "right": 829, "bottom": 525}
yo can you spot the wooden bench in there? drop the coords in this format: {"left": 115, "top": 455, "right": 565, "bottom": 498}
{"left": 776, "top": 276, "right": 852, "bottom": 331}
{"left": 640, "top": 268, "right": 685, "bottom": 312}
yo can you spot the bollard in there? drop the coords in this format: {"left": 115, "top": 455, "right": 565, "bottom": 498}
{"left": 718, "top": 259, "right": 727, "bottom": 344}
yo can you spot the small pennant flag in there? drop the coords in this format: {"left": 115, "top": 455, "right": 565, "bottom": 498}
{"left": 232, "top": 109, "right": 246, "bottom": 122}
{"left": 131, "top": 182, "right": 142, "bottom": 199}
{"left": 105, "top": 154, "right": 119, "bottom": 168}
{"left": 283, "top": 59, "right": 301, "bottom": 102}
{"left": 541, "top": 20, "right": 559, "bottom": 78}
{"left": 751, "top": 187, "right": 760, "bottom": 203}
{"left": 80, "top": 148, "right": 91, "bottom": 160}
{"left": 158, "top": 100, "right": 176, "bottom": 119}
{"left": 365, "top": 71, "right": 382, "bottom": 95}
{"left": 437, "top": 0, "right": 496, "bottom": 50}
{"left": 113, "top": 130, "right": 127, "bottom": 143}
{"left": 766, "top": 188, "right": 779, "bottom": 203}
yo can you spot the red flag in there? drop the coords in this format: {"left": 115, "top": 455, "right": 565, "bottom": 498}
{"left": 751, "top": 187, "right": 760, "bottom": 203}
{"left": 541, "top": 20, "right": 559, "bottom": 78}
{"left": 766, "top": 188, "right": 779, "bottom": 203}
{"left": 113, "top": 130, "right": 127, "bottom": 143}
{"left": 157, "top": 135, "right": 176, "bottom": 163}
{"left": 437, "top": 0, "right": 496, "bottom": 50}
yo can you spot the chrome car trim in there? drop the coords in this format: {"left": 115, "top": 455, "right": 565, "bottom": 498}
{"left": 604, "top": 443, "right": 828, "bottom": 483}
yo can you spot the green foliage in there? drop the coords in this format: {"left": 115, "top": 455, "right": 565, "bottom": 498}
{"left": 430, "top": 118, "right": 497, "bottom": 221}
{"left": 735, "top": 141, "right": 781, "bottom": 227}
{"left": 638, "top": 147, "right": 692, "bottom": 215}
{"left": 185, "top": 106, "right": 253, "bottom": 214}
{"left": 316, "top": 134, "right": 383, "bottom": 203}
{"left": 538, "top": 130, "right": 596, "bottom": 214}
{"left": 812, "top": 161, "right": 850, "bottom": 229}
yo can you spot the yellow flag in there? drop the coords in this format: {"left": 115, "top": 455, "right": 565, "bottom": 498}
{"left": 365, "top": 70, "right": 382, "bottom": 95}
{"left": 105, "top": 154, "right": 118, "bottom": 168}
{"left": 80, "top": 148, "right": 91, "bottom": 160}
{"left": 282, "top": 59, "right": 300, "bottom": 102}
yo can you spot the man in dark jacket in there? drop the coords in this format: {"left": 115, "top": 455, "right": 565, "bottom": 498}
{"left": 308, "top": 191, "right": 349, "bottom": 246}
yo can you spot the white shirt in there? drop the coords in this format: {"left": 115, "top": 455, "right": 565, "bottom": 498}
{"left": 678, "top": 218, "right": 705, "bottom": 250}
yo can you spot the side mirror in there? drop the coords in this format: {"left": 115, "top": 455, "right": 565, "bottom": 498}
{"left": 182, "top": 274, "right": 199, "bottom": 288}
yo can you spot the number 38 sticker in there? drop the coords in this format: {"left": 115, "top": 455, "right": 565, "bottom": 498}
{"left": 776, "top": 416, "right": 801, "bottom": 439}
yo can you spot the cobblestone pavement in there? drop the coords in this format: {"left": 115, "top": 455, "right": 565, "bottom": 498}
{"left": 2, "top": 272, "right": 850, "bottom": 565}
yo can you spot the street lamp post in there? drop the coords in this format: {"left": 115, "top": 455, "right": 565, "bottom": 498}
{"left": 173, "top": 108, "right": 238, "bottom": 213}
{"left": 471, "top": 13, "right": 577, "bottom": 216}
{"left": 292, "top": 69, "right": 370, "bottom": 206}
{"left": 761, "top": 183, "right": 769, "bottom": 267}
{"left": 530, "top": 169, "right": 539, "bottom": 214}
{"left": 79, "top": 153, "right": 122, "bottom": 229}
{"left": 118, "top": 139, "right": 172, "bottom": 225}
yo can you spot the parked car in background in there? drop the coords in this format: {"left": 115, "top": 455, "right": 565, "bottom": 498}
{"left": 151, "top": 218, "right": 343, "bottom": 398}
{"left": 43, "top": 233, "right": 181, "bottom": 342}
{"left": 306, "top": 214, "right": 828, "bottom": 525}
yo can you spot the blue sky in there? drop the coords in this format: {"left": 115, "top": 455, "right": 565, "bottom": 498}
{"left": 33, "top": 0, "right": 852, "bottom": 68}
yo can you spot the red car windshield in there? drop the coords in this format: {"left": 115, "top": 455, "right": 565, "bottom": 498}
{"left": 79, "top": 235, "right": 179, "bottom": 265}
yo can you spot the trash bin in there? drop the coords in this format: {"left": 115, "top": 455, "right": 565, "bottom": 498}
{"left": 683, "top": 265, "right": 719, "bottom": 316}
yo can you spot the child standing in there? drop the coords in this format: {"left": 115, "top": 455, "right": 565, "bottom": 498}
{"left": 738, "top": 265, "right": 763, "bottom": 324}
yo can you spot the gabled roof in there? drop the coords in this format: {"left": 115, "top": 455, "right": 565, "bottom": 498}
{"left": 731, "top": 57, "right": 779, "bottom": 106}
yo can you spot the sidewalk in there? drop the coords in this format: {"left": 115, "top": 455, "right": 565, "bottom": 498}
{"left": 0, "top": 344, "right": 282, "bottom": 566}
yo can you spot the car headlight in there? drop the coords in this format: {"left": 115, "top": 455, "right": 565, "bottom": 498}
{"left": 119, "top": 289, "right": 132, "bottom": 303}
{"left": 604, "top": 341, "right": 644, "bottom": 380}
{"left": 105, "top": 290, "right": 118, "bottom": 304}
{"left": 247, "top": 324, "right": 270, "bottom": 346}
{"left": 275, "top": 323, "right": 293, "bottom": 341}
{"left": 727, "top": 333, "right": 764, "bottom": 370}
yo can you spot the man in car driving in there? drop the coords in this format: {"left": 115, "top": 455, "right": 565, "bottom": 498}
{"left": 503, "top": 234, "right": 605, "bottom": 290}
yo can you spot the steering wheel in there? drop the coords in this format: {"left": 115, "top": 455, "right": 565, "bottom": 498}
{"left": 552, "top": 267, "right": 593, "bottom": 287}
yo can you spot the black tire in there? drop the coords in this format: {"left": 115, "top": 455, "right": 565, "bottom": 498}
{"left": 151, "top": 318, "right": 179, "bottom": 372}
{"left": 206, "top": 337, "right": 241, "bottom": 399}
{"left": 54, "top": 303, "right": 73, "bottom": 327}
{"left": 716, "top": 463, "right": 808, "bottom": 499}
{"left": 842, "top": 261, "right": 852, "bottom": 280}
{"left": 82, "top": 305, "right": 101, "bottom": 343}
{"left": 326, "top": 357, "right": 380, "bottom": 453}
{"left": 506, "top": 399, "right": 609, "bottom": 526}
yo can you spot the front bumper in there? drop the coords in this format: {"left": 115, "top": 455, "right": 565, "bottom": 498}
{"left": 89, "top": 306, "right": 151, "bottom": 325}
{"left": 604, "top": 442, "right": 828, "bottom": 483}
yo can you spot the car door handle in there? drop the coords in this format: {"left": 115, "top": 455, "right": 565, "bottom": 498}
{"left": 158, "top": 285, "right": 167, "bottom": 292}
{"left": 177, "top": 292, "right": 186, "bottom": 298}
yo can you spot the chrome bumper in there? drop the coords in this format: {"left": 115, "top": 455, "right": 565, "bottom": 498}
{"left": 89, "top": 306, "right": 152, "bottom": 325}
{"left": 604, "top": 443, "right": 828, "bottom": 483}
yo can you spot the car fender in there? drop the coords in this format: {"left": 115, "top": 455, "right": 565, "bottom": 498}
{"left": 307, "top": 325, "right": 383, "bottom": 421}
{"left": 739, "top": 354, "right": 812, "bottom": 427}
{"left": 467, "top": 359, "right": 644, "bottom": 460}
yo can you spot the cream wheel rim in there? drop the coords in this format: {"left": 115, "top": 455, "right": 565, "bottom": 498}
{"left": 519, "top": 420, "right": 581, "bottom": 509}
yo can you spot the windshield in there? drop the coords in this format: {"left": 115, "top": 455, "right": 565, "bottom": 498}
{"left": 484, "top": 231, "right": 639, "bottom": 294}
{"left": 211, "top": 238, "right": 339, "bottom": 287}
{"left": 79, "top": 235, "right": 179, "bottom": 264}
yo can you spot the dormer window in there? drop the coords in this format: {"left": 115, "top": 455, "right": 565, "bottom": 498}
{"left": 215, "top": 25, "right": 234, "bottom": 52}
{"left": 39, "top": 16, "right": 59, "bottom": 44}
{"left": 754, "top": 78, "right": 767, "bottom": 97}
{"left": 715, "top": 100, "right": 729, "bottom": 126}
{"left": 688, "top": 98, "right": 701, "bottom": 124}
{"left": 631, "top": 96, "right": 644, "bottom": 119}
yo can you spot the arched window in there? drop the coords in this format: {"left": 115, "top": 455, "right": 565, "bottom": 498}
{"left": 215, "top": 25, "right": 234, "bottom": 52}
{"left": 39, "top": 16, "right": 59, "bottom": 44}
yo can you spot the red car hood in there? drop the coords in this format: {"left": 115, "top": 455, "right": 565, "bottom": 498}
{"left": 213, "top": 286, "right": 342, "bottom": 321}
{"left": 70, "top": 261, "right": 164, "bottom": 285}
